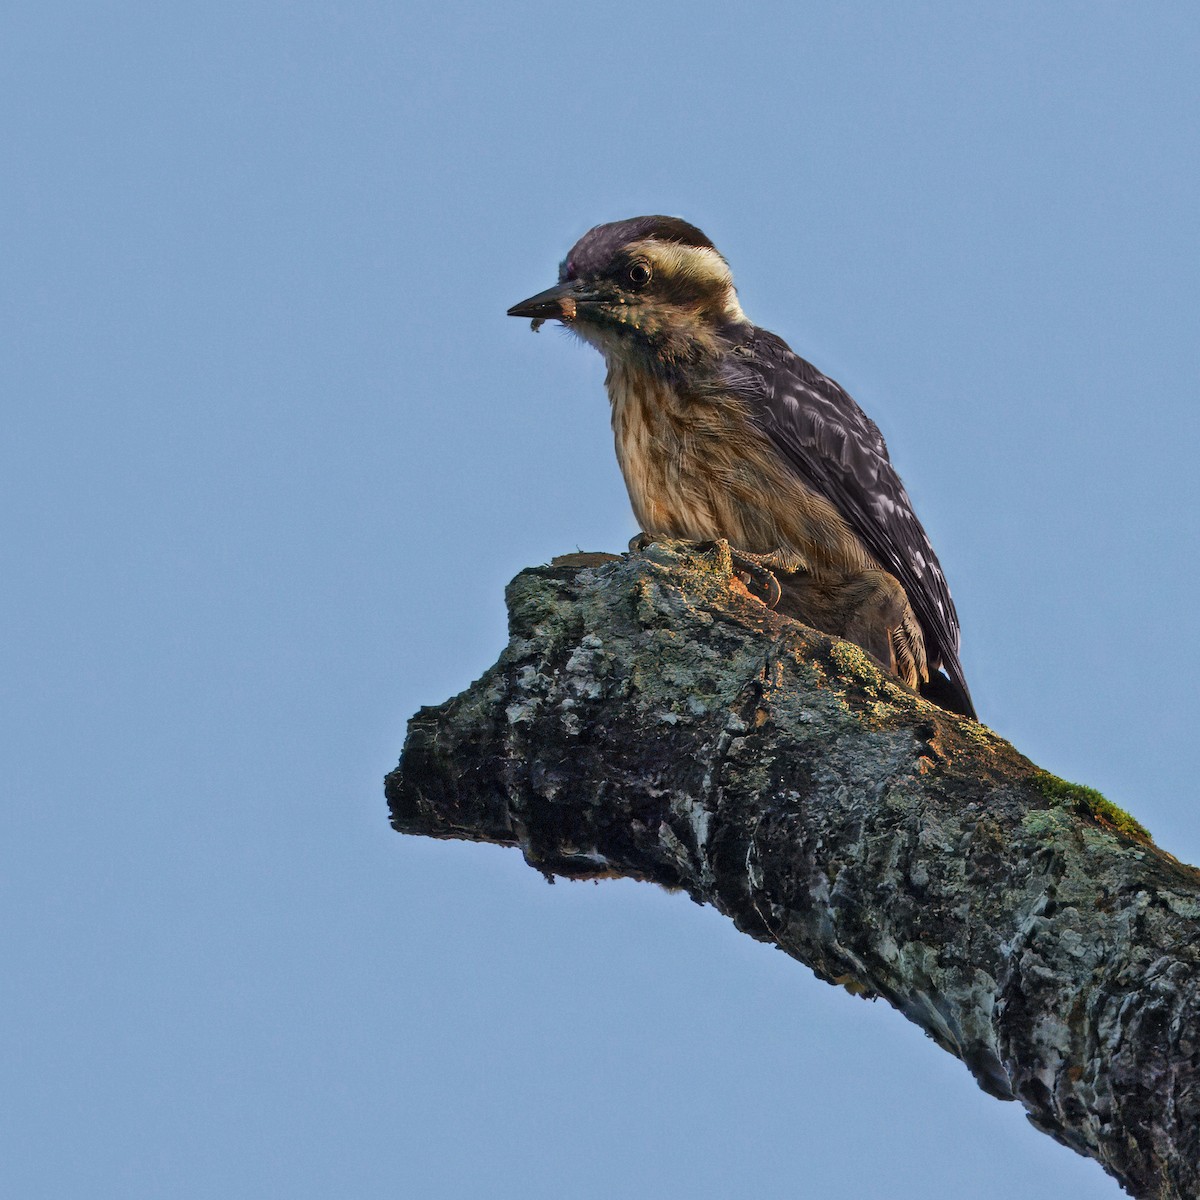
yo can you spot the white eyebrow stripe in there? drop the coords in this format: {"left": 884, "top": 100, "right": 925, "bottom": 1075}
{"left": 626, "top": 240, "right": 748, "bottom": 322}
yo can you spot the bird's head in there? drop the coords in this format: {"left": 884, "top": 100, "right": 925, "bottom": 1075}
{"left": 508, "top": 216, "right": 748, "bottom": 367}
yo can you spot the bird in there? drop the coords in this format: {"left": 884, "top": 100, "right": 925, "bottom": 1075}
{"left": 507, "top": 215, "right": 975, "bottom": 720}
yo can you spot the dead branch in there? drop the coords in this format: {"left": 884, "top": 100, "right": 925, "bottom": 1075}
{"left": 386, "top": 541, "right": 1199, "bottom": 1200}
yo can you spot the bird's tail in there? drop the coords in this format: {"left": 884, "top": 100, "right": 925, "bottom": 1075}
{"left": 920, "top": 666, "right": 976, "bottom": 721}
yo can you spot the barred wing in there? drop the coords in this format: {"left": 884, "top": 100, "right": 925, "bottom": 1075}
{"left": 724, "top": 329, "right": 973, "bottom": 715}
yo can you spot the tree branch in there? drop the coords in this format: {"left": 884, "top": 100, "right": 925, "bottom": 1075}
{"left": 386, "top": 541, "right": 1199, "bottom": 1199}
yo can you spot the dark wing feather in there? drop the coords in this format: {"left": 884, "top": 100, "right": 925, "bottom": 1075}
{"left": 721, "top": 328, "right": 973, "bottom": 716}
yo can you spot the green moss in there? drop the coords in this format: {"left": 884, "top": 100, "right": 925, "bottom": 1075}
{"left": 828, "top": 639, "right": 881, "bottom": 684}
{"left": 956, "top": 719, "right": 1001, "bottom": 747}
{"left": 1033, "top": 771, "right": 1151, "bottom": 844}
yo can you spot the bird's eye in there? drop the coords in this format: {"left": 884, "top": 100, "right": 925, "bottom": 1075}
{"left": 626, "top": 260, "right": 652, "bottom": 289}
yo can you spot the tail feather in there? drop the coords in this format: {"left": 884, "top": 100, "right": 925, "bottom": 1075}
{"left": 920, "top": 667, "right": 976, "bottom": 720}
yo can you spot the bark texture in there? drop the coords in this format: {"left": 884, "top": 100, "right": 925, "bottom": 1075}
{"left": 386, "top": 541, "right": 1200, "bottom": 1199}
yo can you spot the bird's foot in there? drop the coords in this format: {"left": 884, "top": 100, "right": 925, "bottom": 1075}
{"left": 723, "top": 546, "right": 782, "bottom": 609}
{"left": 627, "top": 534, "right": 782, "bottom": 609}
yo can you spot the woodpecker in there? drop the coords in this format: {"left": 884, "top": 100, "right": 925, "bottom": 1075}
{"left": 508, "top": 216, "right": 975, "bottom": 720}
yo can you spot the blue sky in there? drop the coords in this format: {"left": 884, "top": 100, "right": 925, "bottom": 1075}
{"left": 4, "top": 4, "right": 1198, "bottom": 1197}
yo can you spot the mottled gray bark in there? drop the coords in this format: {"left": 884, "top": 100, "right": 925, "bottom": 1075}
{"left": 386, "top": 542, "right": 1200, "bottom": 1199}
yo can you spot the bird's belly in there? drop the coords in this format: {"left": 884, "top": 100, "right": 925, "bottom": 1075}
{"left": 607, "top": 365, "right": 870, "bottom": 575}
{"left": 610, "top": 373, "right": 767, "bottom": 548}
{"left": 618, "top": 436, "right": 727, "bottom": 542}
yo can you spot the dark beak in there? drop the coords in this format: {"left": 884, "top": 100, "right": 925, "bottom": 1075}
{"left": 507, "top": 280, "right": 595, "bottom": 323}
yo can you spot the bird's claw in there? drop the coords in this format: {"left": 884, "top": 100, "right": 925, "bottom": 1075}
{"left": 728, "top": 549, "right": 782, "bottom": 609}
{"left": 627, "top": 534, "right": 781, "bottom": 609}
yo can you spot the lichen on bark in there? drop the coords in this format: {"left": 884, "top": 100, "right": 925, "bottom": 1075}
{"left": 387, "top": 541, "right": 1200, "bottom": 1200}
